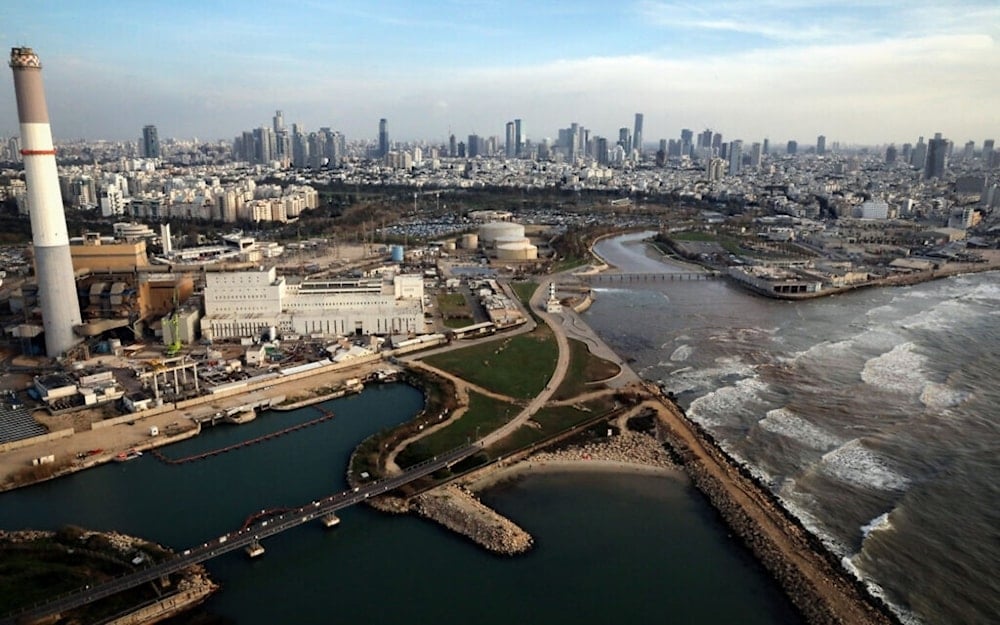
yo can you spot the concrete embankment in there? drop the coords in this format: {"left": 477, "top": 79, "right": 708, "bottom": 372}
{"left": 410, "top": 484, "right": 533, "bottom": 555}
{"left": 103, "top": 569, "right": 217, "bottom": 625}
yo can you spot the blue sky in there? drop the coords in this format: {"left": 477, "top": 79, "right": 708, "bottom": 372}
{"left": 1, "top": 1, "right": 997, "bottom": 146}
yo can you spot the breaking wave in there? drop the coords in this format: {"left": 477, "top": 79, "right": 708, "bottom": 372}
{"left": 820, "top": 440, "right": 910, "bottom": 491}
{"left": 757, "top": 408, "right": 842, "bottom": 451}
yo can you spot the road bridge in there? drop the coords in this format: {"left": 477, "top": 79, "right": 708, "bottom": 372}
{"left": 581, "top": 271, "right": 720, "bottom": 283}
{"left": 1, "top": 444, "right": 479, "bottom": 625}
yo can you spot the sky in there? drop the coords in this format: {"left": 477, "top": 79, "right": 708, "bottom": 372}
{"left": 1, "top": 0, "right": 998, "bottom": 147}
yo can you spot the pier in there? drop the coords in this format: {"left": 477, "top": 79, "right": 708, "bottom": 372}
{"left": 582, "top": 271, "right": 720, "bottom": 283}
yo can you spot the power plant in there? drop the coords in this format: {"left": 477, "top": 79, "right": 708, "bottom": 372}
{"left": 9, "top": 47, "right": 83, "bottom": 357}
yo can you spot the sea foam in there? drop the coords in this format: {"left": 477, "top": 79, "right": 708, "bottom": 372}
{"left": 758, "top": 408, "right": 842, "bottom": 451}
{"left": 861, "top": 342, "right": 928, "bottom": 395}
{"left": 669, "top": 344, "right": 694, "bottom": 362}
{"left": 820, "top": 439, "right": 910, "bottom": 491}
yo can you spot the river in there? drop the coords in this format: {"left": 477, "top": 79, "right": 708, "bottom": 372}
{"left": 2, "top": 381, "right": 800, "bottom": 623}
{"left": 585, "top": 231, "right": 1000, "bottom": 625}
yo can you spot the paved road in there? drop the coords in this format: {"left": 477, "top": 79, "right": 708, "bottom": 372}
{"left": 0, "top": 444, "right": 479, "bottom": 625}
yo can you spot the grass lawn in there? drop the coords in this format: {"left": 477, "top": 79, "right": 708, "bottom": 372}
{"left": 551, "top": 255, "right": 590, "bottom": 273}
{"left": 397, "top": 392, "right": 519, "bottom": 467}
{"left": 423, "top": 324, "right": 557, "bottom": 399}
{"left": 552, "top": 339, "right": 621, "bottom": 400}
{"left": 436, "top": 292, "right": 472, "bottom": 320}
{"left": 509, "top": 281, "right": 539, "bottom": 308}
{"left": 485, "top": 396, "right": 617, "bottom": 457}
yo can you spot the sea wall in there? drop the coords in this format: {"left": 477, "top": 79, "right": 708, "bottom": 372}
{"left": 103, "top": 570, "right": 217, "bottom": 625}
{"left": 650, "top": 393, "right": 899, "bottom": 625}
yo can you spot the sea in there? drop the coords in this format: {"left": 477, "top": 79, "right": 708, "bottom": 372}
{"left": 584, "top": 232, "right": 1000, "bottom": 625}
{"left": 2, "top": 380, "right": 801, "bottom": 623}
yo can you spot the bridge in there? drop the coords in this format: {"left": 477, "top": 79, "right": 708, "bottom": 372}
{"left": 581, "top": 271, "right": 720, "bottom": 283}
{"left": 0, "top": 444, "right": 479, "bottom": 625}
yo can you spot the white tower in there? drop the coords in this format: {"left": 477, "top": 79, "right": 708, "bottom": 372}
{"left": 9, "top": 47, "right": 83, "bottom": 357}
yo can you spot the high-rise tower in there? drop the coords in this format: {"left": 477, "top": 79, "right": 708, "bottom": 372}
{"left": 633, "top": 113, "right": 644, "bottom": 158}
{"left": 378, "top": 118, "right": 389, "bottom": 158}
{"left": 925, "top": 133, "right": 947, "bottom": 179}
{"left": 142, "top": 124, "right": 160, "bottom": 159}
{"left": 9, "top": 47, "right": 83, "bottom": 357}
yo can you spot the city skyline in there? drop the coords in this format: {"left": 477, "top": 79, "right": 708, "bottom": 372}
{"left": 1, "top": 1, "right": 998, "bottom": 144}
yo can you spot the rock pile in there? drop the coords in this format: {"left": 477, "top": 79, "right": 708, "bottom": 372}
{"left": 411, "top": 485, "right": 533, "bottom": 555}
{"left": 529, "top": 430, "right": 676, "bottom": 469}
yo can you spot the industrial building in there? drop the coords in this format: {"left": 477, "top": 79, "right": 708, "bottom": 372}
{"left": 200, "top": 267, "right": 425, "bottom": 340}
{"left": 478, "top": 221, "right": 538, "bottom": 260}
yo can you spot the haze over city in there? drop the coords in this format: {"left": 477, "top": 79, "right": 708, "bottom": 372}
{"left": 1, "top": 0, "right": 998, "bottom": 145}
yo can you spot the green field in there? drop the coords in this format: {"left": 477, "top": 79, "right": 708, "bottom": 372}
{"left": 396, "top": 392, "right": 519, "bottom": 467}
{"left": 436, "top": 292, "right": 472, "bottom": 319}
{"left": 509, "top": 281, "right": 539, "bottom": 308}
{"left": 423, "top": 324, "right": 557, "bottom": 399}
{"left": 552, "top": 339, "right": 621, "bottom": 400}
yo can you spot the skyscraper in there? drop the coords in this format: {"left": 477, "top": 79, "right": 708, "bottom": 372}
{"left": 618, "top": 128, "right": 631, "bottom": 155}
{"left": 378, "top": 118, "right": 389, "bottom": 158}
{"left": 505, "top": 121, "right": 516, "bottom": 158}
{"left": 787, "top": 140, "right": 798, "bottom": 155}
{"left": 142, "top": 124, "right": 160, "bottom": 159}
{"left": 728, "top": 140, "right": 743, "bottom": 175}
{"left": 273, "top": 110, "right": 284, "bottom": 134}
{"left": 925, "top": 133, "right": 947, "bottom": 179}
{"left": 817, "top": 135, "right": 826, "bottom": 155}
{"left": 9, "top": 47, "right": 83, "bottom": 357}
{"left": 514, "top": 119, "right": 523, "bottom": 157}
{"left": 633, "top": 113, "right": 643, "bottom": 158}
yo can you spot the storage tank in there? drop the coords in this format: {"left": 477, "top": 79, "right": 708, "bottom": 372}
{"left": 479, "top": 222, "right": 525, "bottom": 246}
{"left": 495, "top": 242, "right": 538, "bottom": 261}
{"left": 442, "top": 240, "right": 456, "bottom": 251}
{"left": 390, "top": 245, "right": 405, "bottom": 262}
{"left": 460, "top": 233, "right": 479, "bottom": 249}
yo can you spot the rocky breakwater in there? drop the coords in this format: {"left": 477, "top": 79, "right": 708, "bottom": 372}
{"left": 411, "top": 484, "right": 533, "bottom": 555}
{"left": 650, "top": 394, "right": 898, "bottom": 625}
{"left": 528, "top": 429, "right": 677, "bottom": 470}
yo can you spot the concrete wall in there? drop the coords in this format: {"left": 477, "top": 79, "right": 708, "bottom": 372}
{"left": 0, "top": 428, "right": 74, "bottom": 453}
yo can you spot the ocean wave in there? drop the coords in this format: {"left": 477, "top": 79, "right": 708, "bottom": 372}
{"left": 669, "top": 344, "right": 694, "bottom": 362}
{"left": 843, "top": 554, "right": 924, "bottom": 625}
{"left": 687, "top": 375, "right": 767, "bottom": 428}
{"left": 860, "top": 342, "right": 928, "bottom": 395}
{"left": 820, "top": 439, "right": 910, "bottom": 491}
{"left": 661, "top": 356, "right": 755, "bottom": 396}
{"left": 860, "top": 511, "right": 893, "bottom": 539}
{"left": 757, "top": 408, "right": 842, "bottom": 451}
{"left": 897, "top": 298, "right": 978, "bottom": 332}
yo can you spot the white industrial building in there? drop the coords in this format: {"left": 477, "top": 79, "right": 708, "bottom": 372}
{"left": 200, "top": 267, "right": 425, "bottom": 340}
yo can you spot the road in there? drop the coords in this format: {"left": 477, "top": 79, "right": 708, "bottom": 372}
{"left": 0, "top": 444, "right": 479, "bottom": 625}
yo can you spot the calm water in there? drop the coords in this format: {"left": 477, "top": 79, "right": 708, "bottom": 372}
{"left": 587, "top": 232, "right": 1000, "bottom": 625}
{"left": 2, "top": 382, "right": 801, "bottom": 624}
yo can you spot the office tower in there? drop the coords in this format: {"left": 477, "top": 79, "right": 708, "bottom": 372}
{"left": 596, "top": 137, "right": 609, "bottom": 165}
{"left": 750, "top": 142, "right": 762, "bottom": 168}
{"left": 514, "top": 119, "right": 523, "bottom": 156}
{"left": 885, "top": 144, "right": 897, "bottom": 163}
{"left": 378, "top": 118, "right": 389, "bottom": 158}
{"left": 762, "top": 138, "right": 769, "bottom": 156}
{"left": 142, "top": 124, "right": 160, "bottom": 159}
{"left": 8, "top": 47, "right": 83, "bottom": 357}
{"left": 817, "top": 135, "right": 826, "bottom": 155}
{"left": 505, "top": 121, "right": 516, "bottom": 158}
{"left": 911, "top": 136, "right": 927, "bottom": 169}
{"left": 467, "top": 134, "right": 481, "bottom": 158}
{"left": 984, "top": 139, "right": 995, "bottom": 166}
{"left": 448, "top": 134, "right": 457, "bottom": 157}
{"left": 618, "top": 128, "right": 631, "bottom": 155}
{"left": 698, "top": 129, "right": 713, "bottom": 150}
{"left": 787, "top": 140, "right": 798, "bottom": 155}
{"left": 963, "top": 141, "right": 975, "bottom": 160}
{"left": 728, "top": 140, "right": 742, "bottom": 175}
{"left": 633, "top": 113, "right": 643, "bottom": 157}
{"left": 253, "top": 126, "right": 274, "bottom": 164}
{"left": 901, "top": 143, "right": 912, "bottom": 162}
{"left": 925, "top": 132, "right": 947, "bottom": 179}
{"left": 712, "top": 133, "right": 723, "bottom": 152}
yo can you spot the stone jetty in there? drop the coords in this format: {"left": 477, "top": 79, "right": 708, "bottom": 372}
{"left": 410, "top": 484, "right": 533, "bottom": 555}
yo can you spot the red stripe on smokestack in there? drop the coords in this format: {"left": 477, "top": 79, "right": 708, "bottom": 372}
{"left": 21, "top": 149, "right": 57, "bottom": 155}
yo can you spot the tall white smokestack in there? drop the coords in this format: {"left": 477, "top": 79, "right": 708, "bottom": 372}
{"left": 160, "top": 223, "right": 172, "bottom": 254}
{"left": 9, "top": 47, "right": 83, "bottom": 357}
